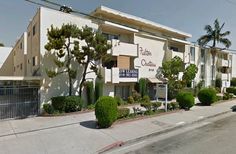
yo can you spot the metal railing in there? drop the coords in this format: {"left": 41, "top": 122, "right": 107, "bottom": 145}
{"left": 0, "top": 87, "right": 40, "bottom": 120}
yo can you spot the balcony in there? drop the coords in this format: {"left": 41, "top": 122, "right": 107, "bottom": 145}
{"left": 217, "top": 73, "right": 229, "bottom": 80}
{"left": 166, "top": 49, "right": 184, "bottom": 61}
{"left": 102, "top": 67, "right": 138, "bottom": 83}
{"left": 108, "top": 39, "right": 138, "bottom": 57}
{"left": 217, "top": 59, "right": 230, "bottom": 67}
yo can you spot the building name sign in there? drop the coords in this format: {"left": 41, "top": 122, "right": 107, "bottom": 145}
{"left": 119, "top": 69, "right": 138, "bottom": 78}
{"left": 141, "top": 59, "right": 156, "bottom": 67}
{"left": 139, "top": 47, "right": 152, "bottom": 56}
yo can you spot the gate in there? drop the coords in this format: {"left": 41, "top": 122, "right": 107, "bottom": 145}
{"left": 0, "top": 86, "right": 40, "bottom": 120}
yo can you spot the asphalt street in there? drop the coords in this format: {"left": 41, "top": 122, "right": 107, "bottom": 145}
{"left": 125, "top": 113, "right": 236, "bottom": 154}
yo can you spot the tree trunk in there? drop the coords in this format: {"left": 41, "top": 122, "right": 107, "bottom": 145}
{"left": 211, "top": 49, "right": 217, "bottom": 86}
{"left": 79, "top": 62, "right": 89, "bottom": 97}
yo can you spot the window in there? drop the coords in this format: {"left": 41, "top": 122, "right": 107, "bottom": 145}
{"left": 170, "top": 46, "right": 179, "bottom": 52}
{"left": 20, "top": 42, "right": 23, "bottom": 49}
{"left": 115, "top": 85, "right": 130, "bottom": 100}
{"left": 32, "top": 56, "right": 37, "bottom": 66}
{"left": 33, "top": 24, "right": 36, "bottom": 36}
{"left": 20, "top": 63, "right": 23, "bottom": 70}
{"left": 190, "top": 47, "right": 195, "bottom": 61}
{"left": 14, "top": 67, "right": 15, "bottom": 72}
{"left": 200, "top": 65, "right": 205, "bottom": 79}
{"left": 102, "top": 33, "right": 119, "bottom": 40}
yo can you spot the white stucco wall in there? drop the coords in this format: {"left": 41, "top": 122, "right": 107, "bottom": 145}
{"left": 232, "top": 52, "right": 236, "bottom": 78}
{"left": 134, "top": 34, "right": 166, "bottom": 79}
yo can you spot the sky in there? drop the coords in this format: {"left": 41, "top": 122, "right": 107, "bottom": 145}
{"left": 1, "top": 0, "right": 236, "bottom": 49}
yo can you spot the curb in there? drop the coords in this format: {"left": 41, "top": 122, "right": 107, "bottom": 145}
{"left": 100, "top": 109, "right": 232, "bottom": 154}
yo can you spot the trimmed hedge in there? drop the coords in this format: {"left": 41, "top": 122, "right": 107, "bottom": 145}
{"left": 43, "top": 103, "right": 54, "bottom": 114}
{"left": 95, "top": 96, "right": 118, "bottom": 128}
{"left": 114, "top": 96, "right": 124, "bottom": 106}
{"left": 198, "top": 88, "right": 217, "bottom": 106}
{"left": 51, "top": 96, "right": 83, "bottom": 113}
{"left": 226, "top": 87, "right": 235, "bottom": 94}
{"left": 176, "top": 92, "right": 194, "bottom": 110}
{"left": 231, "top": 78, "right": 236, "bottom": 87}
{"left": 117, "top": 108, "right": 130, "bottom": 119}
{"left": 95, "top": 79, "right": 103, "bottom": 102}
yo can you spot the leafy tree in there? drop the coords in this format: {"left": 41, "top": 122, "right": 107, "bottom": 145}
{"left": 74, "top": 26, "right": 111, "bottom": 97}
{"left": 45, "top": 24, "right": 80, "bottom": 96}
{"left": 162, "top": 56, "right": 198, "bottom": 99}
{"left": 0, "top": 43, "right": 4, "bottom": 47}
{"left": 182, "top": 64, "right": 198, "bottom": 86}
{"left": 197, "top": 19, "right": 231, "bottom": 84}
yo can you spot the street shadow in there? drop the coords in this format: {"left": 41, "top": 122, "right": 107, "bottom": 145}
{"left": 80, "top": 120, "right": 98, "bottom": 129}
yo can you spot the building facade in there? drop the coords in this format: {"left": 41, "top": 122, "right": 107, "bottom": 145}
{"left": 0, "top": 6, "right": 235, "bottom": 105}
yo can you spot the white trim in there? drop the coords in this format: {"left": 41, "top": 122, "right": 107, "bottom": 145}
{"left": 104, "top": 21, "right": 139, "bottom": 33}
{"left": 170, "top": 38, "right": 191, "bottom": 45}
{"left": 0, "top": 76, "right": 41, "bottom": 81}
{"left": 136, "top": 33, "right": 167, "bottom": 41}
{"left": 93, "top": 6, "right": 192, "bottom": 38}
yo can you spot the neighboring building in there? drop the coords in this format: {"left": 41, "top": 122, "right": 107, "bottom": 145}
{"left": 0, "top": 6, "right": 235, "bottom": 105}
{"left": 0, "top": 47, "right": 13, "bottom": 76}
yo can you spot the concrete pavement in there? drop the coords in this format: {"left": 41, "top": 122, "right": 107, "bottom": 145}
{"left": 0, "top": 99, "right": 236, "bottom": 154}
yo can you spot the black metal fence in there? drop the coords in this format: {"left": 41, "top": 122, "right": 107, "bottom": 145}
{"left": 0, "top": 86, "right": 40, "bottom": 120}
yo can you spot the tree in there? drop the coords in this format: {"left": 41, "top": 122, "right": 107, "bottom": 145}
{"left": 0, "top": 43, "right": 4, "bottom": 47}
{"left": 197, "top": 19, "right": 231, "bottom": 84}
{"left": 45, "top": 24, "right": 80, "bottom": 96}
{"left": 162, "top": 56, "right": 198, "bottom": 99}
{"left": 74, "top": 26, "right": 111, "bottom": 97}
{"left": 182, "top": 64, "right": 198, "bottom": 87}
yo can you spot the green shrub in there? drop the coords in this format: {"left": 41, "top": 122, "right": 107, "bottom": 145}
{"left": 85, "top": 81, "right": 94, "bottom": 105}
{"left": 233, "top": 89, "right": 236, "bottom": 95}
{"left": 95, "top": 79, "right": 103, "bottom": 102}
{"left": 139, "top": 78, "right": 147, "bottom": 97}
{"left": 223, "top": 93, "right": 230, "bottom": 100}
{"left": 176, "top": 92, "right": 195, "bottom": 110}
{"left": 141, "top": 102, "right": 152, "bottom": 111}
{"left": 87, "top": 104, "right": 95, "bottom": 110}
{"left": 198, "top": 88, "right": 217, "bottom": 106}
{"left": 215, "top": 78, "right": 222, "bottom": 89}
{"left": 226, "top": 87, "right": 235, "bottom": 94}
{"left": 170, "top": 102, "right": 179, "bottom": 110}
{"left": 141, "top": 95, "right": 150, "bottom": 103}
{"left": 95, "top": 96, "right": 118, "bottom": 128}
{"left": 144, "top": 110, "right": 154, "bottom": 115}
{"left": 132, "top": 90, "right": 141, "bottom": 102}
{"left": 127, "top": 96, "right": 135, "bottom": 104}
{"left": 64, "top": 96, "right": 83, "bottom": 113}
{"left": 231, "top": 78, "right": 236, "bottom": 87}
{"left": 152, "top": 102, "right": 162, "bottom": 111}
{"left": 114, "top": 96, "right": 124, "bottom": 106}
{"left": 51, "top": 96, "right": 83, "bottom": 113}
{"left": 43, "top": 103, "right": 54, "bottom": 114}
{"left": 117, "top": 108, "right": 130, "bottom": 119}
{"left": 215, "top": 87, "right": 221, "bottom": 93}
{"left": 51, "top": 96, "right": 66, "bottom": 112}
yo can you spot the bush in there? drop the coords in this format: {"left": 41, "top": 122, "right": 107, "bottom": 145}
{"left": 226, "top": 87, "right": 235, "bottom": 94}
{"left": 87, "top": 104, "right": 95, "bottom": 110}
{"left": 51, "top": 96, "right": 66, "bottom": 112}
{"left": 64, "top": 96, "right": 83, "bottom": 113}
{"left": 152, "top": 102, "right": 162, "bottom": 111}
{"left": 141, "top": 102, "right": 152, "bottom": 111}
{"left": 231, "top": 78, "right": 236, "bottom": 87}
{"left": 176, "top": 92, "right": 195, "bottom": 110}
{"left": 132, "top": 90, "right": 141, "bottom": 102}
{"left": 198, "top": 88, "right": 217, "bottom": 106}
{"left": 223, "top": 93, "right": 234, "bottom": 100}
{"left": 215, "top": 87, "right": 221, "bottom": 93}
{"left": 117, "top": 108, "right": 130, "bottom": 119}
{"left": 216, "top": 95, "right": 223, "bottom": 101}
{"left": 95, "top": 79, "right": 103, "bottom": 102}
{"left": 215, "top": 78, "right": 222, "bottom": 89}
{"left": 43, "top": 103, "right": 54, "bottom": 114}
{"left": 85, "top": 81, "right": 94, "bottom": 105}
{"left": 51, "top": 96, "right": 83, "bottom": 113}
{"left": 170, "top": 102, "right": 179, "bottom": 110}
{"left": 95, "top": 96, "right": 117, "bottom": 128}
{"left": 127, "top": 96, "right": 135, "bottom": 104}
{"left": 139, "top": 78, "right": 147, "bottom": 97}
{"left": 114, "top": 96, "right": 124, "bottom": 106}
{"left": 141, "top": 95, "right": 150, "bottom": 103}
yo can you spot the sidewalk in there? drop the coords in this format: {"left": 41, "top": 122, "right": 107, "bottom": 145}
{"left": 0, "top": 100, "right": 236, "bottom": 154}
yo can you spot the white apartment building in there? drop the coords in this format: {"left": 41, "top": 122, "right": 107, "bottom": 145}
{"left": 0, "top": 6, "right": 235, "bottom": 105}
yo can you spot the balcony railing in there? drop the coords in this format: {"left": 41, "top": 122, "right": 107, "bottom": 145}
{"left": 108, "top": 39, "right": 138, "bottom": 57}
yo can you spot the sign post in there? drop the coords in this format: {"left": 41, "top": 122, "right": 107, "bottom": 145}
{"left": 165, "top": 84, "right": 168, "bottom": 112}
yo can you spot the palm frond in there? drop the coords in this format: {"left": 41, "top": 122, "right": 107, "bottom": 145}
{"left": 204, "top": 25, "right": 213, "bottom": 34}
{"left": 219, "top": 38, "right": 231, "bottom": 48}
{"left": 197, "top": 35, "right": 212, "bottom": 46}
{"left": 214, "top": 19, "right": 220, "bottom": 31}
{"left": 219, "top": 31, "right": 230, "bottom": 37}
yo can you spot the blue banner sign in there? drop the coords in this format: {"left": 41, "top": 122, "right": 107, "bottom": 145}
{"left": 119, "top": 69, "right": 138, "bottom": 78}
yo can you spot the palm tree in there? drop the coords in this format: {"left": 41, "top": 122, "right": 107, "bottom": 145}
{"left": 197, "top": 19, "right": 231, "bottom": 85}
